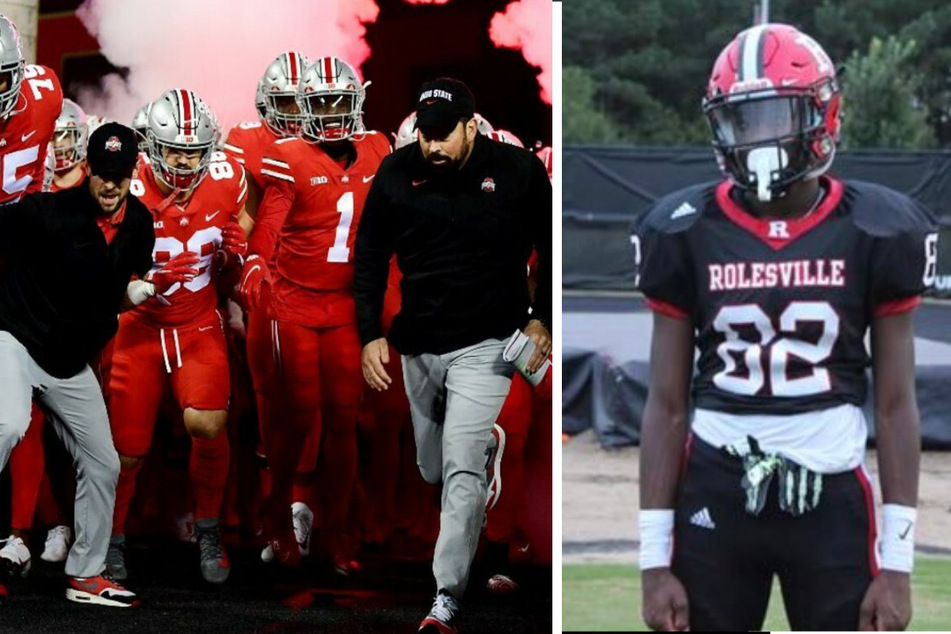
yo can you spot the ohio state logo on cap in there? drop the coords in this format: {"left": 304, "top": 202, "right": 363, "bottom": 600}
{"left": 105, "top": 136, "right": 122, "bottom": 152}
{"left": 481, "top": 177, "right": 496, "bottom": 193}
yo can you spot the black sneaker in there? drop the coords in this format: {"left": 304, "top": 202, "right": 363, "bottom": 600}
{"left": 105, "top": 538, "right": 127, "bottom": 581}
{"left": 418, "top": 590, "right": 460, "bottom": 633}
{"left": 196, "top": 523, "right": 230, "bottom": 584}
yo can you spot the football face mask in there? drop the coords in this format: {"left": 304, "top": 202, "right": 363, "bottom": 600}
{"left": 703, "top": 23, "right": 841, "bottom": 202}
{"left": 705, "top": 88, "right": 830, "bottom": 203}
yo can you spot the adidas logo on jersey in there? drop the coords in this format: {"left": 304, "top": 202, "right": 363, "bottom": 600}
{"left": 690, "top": 508, "right": 716, "bottom": 530}
{"left": 670, "top": 202, "right": 697, "bottom": 219}
{"left": 310, "top": 176, "right": 329, "bottom": 186}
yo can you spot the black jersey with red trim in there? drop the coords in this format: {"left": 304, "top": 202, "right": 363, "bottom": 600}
{"left": 634, "top": 176, "right": 937, "bottom": 416}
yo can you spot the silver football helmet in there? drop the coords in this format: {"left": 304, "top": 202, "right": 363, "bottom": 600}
{"left": 394, "top": 111, "right": 417, "bottom": 149}
{"left": 297, "top": 56, "right": 368, "bottom": 143}
{"left": 474, "top": 113, "right": 494, "bottom": 136}
{"left": 490, "top": 129, "right": 524, "bottom": 148}
{"left": 262, "top": 51, "right": 311, "bottom": 136}
{"left": 53, "top": 98, "right": 87, "bottom": 172}
{"left": 255, "top": 76, "right": 267, "bottom": 120}
{"left": 147, "top": 89, "right": 220, "bottom": 192}
{"left": 0, "top": 15, "right": 24, "bottom": 120}
{"left": 131, "top": 103, "right": 150, "bottom": 153}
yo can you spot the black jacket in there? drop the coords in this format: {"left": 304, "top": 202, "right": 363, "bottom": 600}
{"left": 0, "top": 183, "right": 154, "bottom": 378}
{"left": 354, "top": 133, "right": 552, "bottom": 355}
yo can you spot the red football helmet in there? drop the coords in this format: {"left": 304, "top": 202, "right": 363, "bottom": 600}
{"left": 703, "top": 23, "right": 841, "bottom": 202}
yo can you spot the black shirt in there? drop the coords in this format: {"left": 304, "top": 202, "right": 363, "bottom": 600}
{"left": 0, "top": 182, "right": 154, "bottom": 378}
{"left": 634, "top": 176, "right": 937, "bottom": 416}
{"left": 354, "top": 133, "right": 552, "bottom": 356}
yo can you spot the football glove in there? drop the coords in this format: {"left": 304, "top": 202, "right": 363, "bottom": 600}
{"left": 239, "top": 254, "right": 271, "bottom": 310}
{"left": 147, "top": 252, "right": 200, "bottom": 296}
{"left": 218, "top": 221, "right": 248, "bottom": 268}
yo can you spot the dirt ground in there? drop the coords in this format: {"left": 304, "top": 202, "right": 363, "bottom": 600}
{"left": 563, "top": 431, "right": 951, "bottom": 564}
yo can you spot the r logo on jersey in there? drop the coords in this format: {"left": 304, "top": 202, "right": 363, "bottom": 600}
{"left": 769, "top": 221, "right": 790, "bottom": 239}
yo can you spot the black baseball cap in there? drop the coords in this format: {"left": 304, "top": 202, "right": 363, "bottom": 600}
{"left": 414, "top": 78, "right": 475, "bottom": 136}
{"left": 87, "top": 122, "right": 139, "bottom": 181}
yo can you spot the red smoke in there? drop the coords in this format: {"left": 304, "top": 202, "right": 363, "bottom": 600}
{"left": 489, "top": 0, "right": 552, "bottom": 105}
{"left": 402, "top": 0, "right": 452, "bottom": 4}
{"left": 76, "top": 0, "right": 379, "bottom": 129}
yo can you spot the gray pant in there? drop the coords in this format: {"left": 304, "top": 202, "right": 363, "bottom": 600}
{"left": 402, "top": 337, "right": 514, "bottom": 598}
{"left": 0, "top": 331, "right": 119, "bottom": 578}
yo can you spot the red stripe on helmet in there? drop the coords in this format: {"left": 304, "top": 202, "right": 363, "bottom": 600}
{"left": 180, "top": 89, "right": 193, "bottom": 135}
{"left": 288, "top": 52, "right": 298, "bottom": 85}
{"left": 323, "top": 57, "right": 334, "bottom": 82}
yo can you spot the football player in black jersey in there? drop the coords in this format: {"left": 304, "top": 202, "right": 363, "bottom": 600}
{"left": 634, "top": 23, "right": 937, "bottom": 632}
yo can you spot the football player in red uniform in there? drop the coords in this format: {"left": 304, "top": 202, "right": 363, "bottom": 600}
{"left": 637, "top": 24, "right": 932, "bottom": 631}
{"left": 225, "top": 52, "right": 322, "bottom": 560}
{"left": 240, "top": 56, "right": 390, "bottom": 571}
{"left": 0, "top": 12, "right": 64, "bottom": 579}
{"left": 105, "top": 89, "right": 250, "bottom": 585}
{"left": 50, "top": 99, "right": 88, "bottom": 191}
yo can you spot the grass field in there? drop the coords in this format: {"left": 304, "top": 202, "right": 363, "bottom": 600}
{"left": 563, "top": 558, "right": 951, "bottom": 631}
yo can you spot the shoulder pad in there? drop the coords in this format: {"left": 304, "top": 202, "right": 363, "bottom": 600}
{"left": 637, "top": 181, "right": 718, "bottom": 234}
{"left": 847, "top": 180, "right": 937, "bottom": 238}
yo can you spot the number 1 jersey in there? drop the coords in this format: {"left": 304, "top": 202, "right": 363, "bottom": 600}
{"left": 255, "top": 132, "right": 391, "bottom": 327}
{"left": 634, "top": 176, "right": 937, "bottom": 416}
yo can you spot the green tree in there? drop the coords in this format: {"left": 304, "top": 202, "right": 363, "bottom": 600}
{"left": 563, "top": 0, "right": 951, "bottom": 147}
{"left": 563, "top": 65, "right": 620, "bottom": 143}
{"left": 840, "top": 36, "right": 933, "bottom": 148}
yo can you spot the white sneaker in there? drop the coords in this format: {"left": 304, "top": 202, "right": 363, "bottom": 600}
{"left": 291, "top": 502, "right": 313, "bottom": 557}
{"left": 0, "top": 536, "right": 31, "bottom": 577}
{"left": 485, "top": 424, "right": 506, "bottom": 511}
{"left": 40, "top": 525, "right": 72, "bottom": 563}
{"left": 261, "top": 502, "right": 312, "bottom": 563}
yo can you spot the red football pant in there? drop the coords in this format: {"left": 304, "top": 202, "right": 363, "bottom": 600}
{"left": 246, "top": 311, "right": 320, "bottom": 508}
{"left": 358, "top": 343, "right": 409, "bottom": 544}
{"left": 8, "top": 404, "right": 45, "bottom": 530}
{"left": 262, "top": 320, "right": 362, "bottom": 549}
{"left": 109, "top": 312, "right": 231, "bottom": 534}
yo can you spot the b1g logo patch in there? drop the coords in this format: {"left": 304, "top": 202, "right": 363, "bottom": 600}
{"left": 481, "top": 177, "right": 496, "bottom": 193}
{"left": 105, "top": 136, "right": 122, "bottom": 152}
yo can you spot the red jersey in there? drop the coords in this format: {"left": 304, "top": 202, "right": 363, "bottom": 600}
{"left": 252, "top": 131, "right": 391, "bottom": 327}
{"left": 0, "top": 65, "right": 62, "bottom": 204}
{"left": 129, "top": 152, "right": 248, "bottom": 326}
{"left": 223, "top": 119, "right": 280, "bottom": 192}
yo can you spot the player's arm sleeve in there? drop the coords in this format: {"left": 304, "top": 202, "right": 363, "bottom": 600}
{"left": 527, "top": 154, "right": 552, "bottom": 330}
{"left": 222, "top": 130, "right": 246, "bottom": 166}
{"left": 247, "top": 157, "right": 295, "bottom": 263}
{"left": 871, "top": 212, "right": 938, "bottom": 317}
{"left": 633, "top": 216, "right": 695, "bottom": 320}
{"left": 354, "top": 163, "right": 396, "bottom": 347}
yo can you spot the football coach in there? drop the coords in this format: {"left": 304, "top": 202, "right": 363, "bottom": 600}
{"left": 354, "top": 78, "right": 552, "bottom": 633}
{"left": 0, "top": 123, "right": 190, "bottom": 608}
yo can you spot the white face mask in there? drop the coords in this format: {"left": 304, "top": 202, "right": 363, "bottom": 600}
{"left": 746, "top": 146, "right": 789, "bottom": 202}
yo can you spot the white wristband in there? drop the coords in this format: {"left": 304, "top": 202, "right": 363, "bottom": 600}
{"left": 639, "top": 509, "right": 675, "bottom": 570}
{"left": 880, "top": 504, "right": 916, "bottom": 573}
{"left": 126, "top": 279, "right": 156, "bottom": 306}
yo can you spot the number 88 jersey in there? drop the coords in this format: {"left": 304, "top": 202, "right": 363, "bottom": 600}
{"left": 130, "top": 152, "right": 248, "bottom": 327}
{"left": 634, "top": 176, "right": 938, "bottom": 416}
